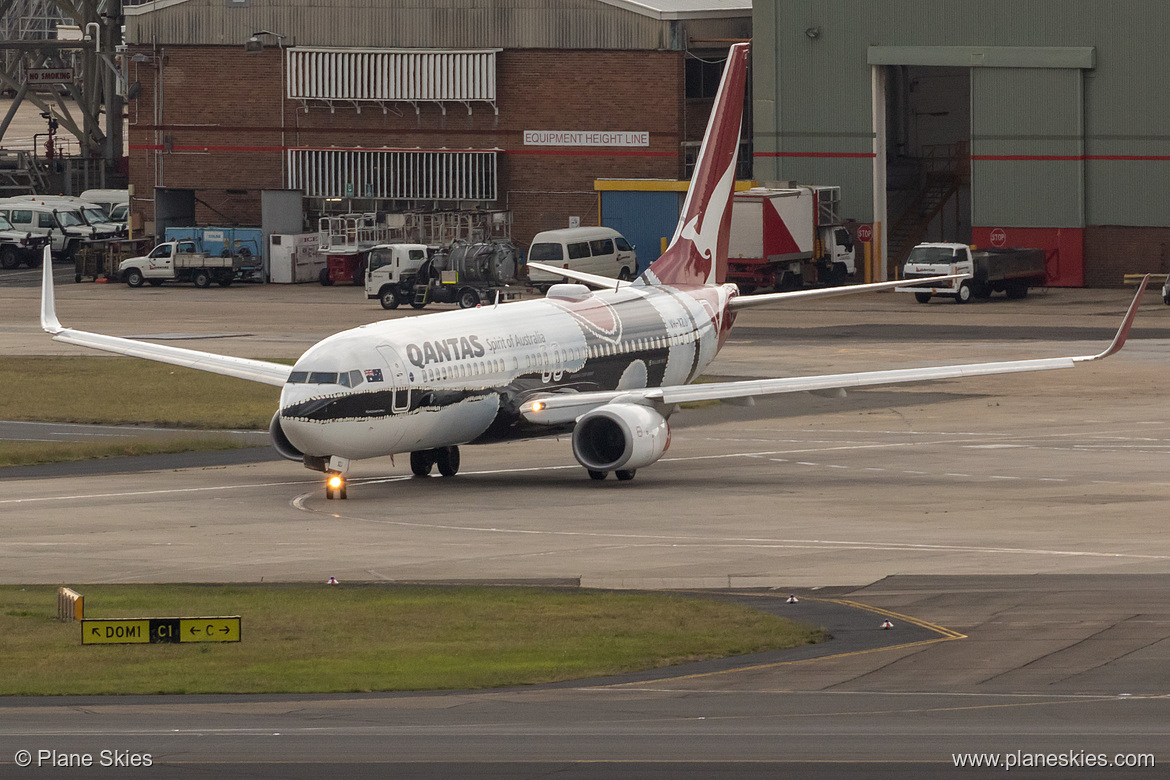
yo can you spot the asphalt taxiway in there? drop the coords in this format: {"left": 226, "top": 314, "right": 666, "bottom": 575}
{"left": 2, "top": 276, "right": 1169, "bottom": 776}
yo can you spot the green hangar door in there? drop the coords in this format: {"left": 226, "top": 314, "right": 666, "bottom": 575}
{"left": 970, "top": 67, "right": 1085, "bottom": 286}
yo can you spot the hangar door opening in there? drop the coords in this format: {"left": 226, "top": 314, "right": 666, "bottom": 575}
{"left": 884, "top": 66, "right": 971, "bottom": 269}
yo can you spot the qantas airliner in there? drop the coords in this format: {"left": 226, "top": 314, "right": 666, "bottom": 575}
{"left": 40, "top": 43, "right": 1146, "bottom": 499}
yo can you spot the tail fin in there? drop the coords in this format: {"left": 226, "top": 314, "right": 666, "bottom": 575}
{"left": 645, "top": 42, "right": 749, "bottom": 288}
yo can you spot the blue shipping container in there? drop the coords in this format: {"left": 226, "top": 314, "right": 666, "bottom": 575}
{"left": 164, "top": 227, "right": 263, "bottom": 259}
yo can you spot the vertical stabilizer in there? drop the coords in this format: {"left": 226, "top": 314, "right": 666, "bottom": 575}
{"left": 644, "top": 42, "right": 749, "bottom": 288}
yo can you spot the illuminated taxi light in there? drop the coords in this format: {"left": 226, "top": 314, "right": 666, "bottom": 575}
{"left": 531, "top": 401, "right": 545, "bottom": 412}
{"left": 328, "top": 476, "right": 343, "bottom": 488}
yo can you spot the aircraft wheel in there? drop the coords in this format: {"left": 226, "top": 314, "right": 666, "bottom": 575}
{"left": 615, "top": 469, "right": 637, "bottom": 481}
{"left": 435, "top": 446, "right": 460, "bottom": 477}
{"left": 587, "top": 470, "right": 607, "bottom": 481}
{"left": 410, "top": 450, "right": 434, "bottom": 477}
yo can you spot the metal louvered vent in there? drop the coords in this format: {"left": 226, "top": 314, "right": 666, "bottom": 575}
{"left": 286, "top": 47, "right": 499, "bottom": 114}
{"left": 287, "top": 148, "right": 499, "bottom": 202}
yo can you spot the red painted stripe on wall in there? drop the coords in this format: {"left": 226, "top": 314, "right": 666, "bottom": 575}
{"left": 754, "top": 152, "right": 876, "bottom": 159}
{"left": 129, "top": 144, "right": 676, "bottom": 158}
{"left": 973, "top": 154, "right": 1170, "bottom": 162}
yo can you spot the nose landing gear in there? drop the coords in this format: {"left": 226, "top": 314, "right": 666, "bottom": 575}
{"left": 325, "top": 473, "right": 347, "bottom": 500}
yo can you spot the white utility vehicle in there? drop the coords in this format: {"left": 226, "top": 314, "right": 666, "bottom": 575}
{"left": 896, "top": 242, "right": 1047, "bottom": 303}
{"left": 119, "top": 240, "right": 242, "bottom": 288}
{"left": 364, "top": 243, "right": 429, "bottom": 309}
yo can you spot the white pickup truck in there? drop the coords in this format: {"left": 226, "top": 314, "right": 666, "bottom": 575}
{"left": 119, "top": 240, "right": 243, "bottom": 288}
{"left": 896, "top": 242, "right": 1047, "bottom": 304}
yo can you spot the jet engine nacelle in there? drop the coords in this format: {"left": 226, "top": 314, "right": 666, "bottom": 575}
{"left": 269, "top": 412, "right": 304, "bottom": 462}
{"left": 571, "top": 403, "right": 670, "bottom": 472}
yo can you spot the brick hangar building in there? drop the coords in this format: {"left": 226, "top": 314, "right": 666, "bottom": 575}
{"left": 124, "top": 0, "right": 750, "bottom": 256}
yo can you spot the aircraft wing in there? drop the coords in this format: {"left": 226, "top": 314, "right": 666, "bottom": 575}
{"left": 527, "top": 261, "right": 633, "bottom": 290}
{"left": 40, "top": 249, "right": 292, "bottom": 387}
{"left": 728, "top": 274, "right": 962, "bottom": 311}
{"left": 520, "top": 276, "right": 1150, "bottom": 425}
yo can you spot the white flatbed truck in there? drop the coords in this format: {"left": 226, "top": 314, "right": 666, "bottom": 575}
{"left": 896, "top": 242, "right": 1047, "bottom": 304}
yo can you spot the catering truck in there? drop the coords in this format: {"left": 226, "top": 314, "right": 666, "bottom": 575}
{"left": 727, "top": 185, "right": 856, "bottom": 292}
{"left": 896, "top": 242, "right": 1047, "bottom": 304}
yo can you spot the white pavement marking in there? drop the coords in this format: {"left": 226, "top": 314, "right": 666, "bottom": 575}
{"left": 284, "top": 471, "right": 1170, "bottom": 563}
{"left": 0, "top": 479, "right": 321, "bottom": 505}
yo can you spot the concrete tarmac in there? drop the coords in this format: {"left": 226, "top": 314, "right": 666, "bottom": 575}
{"left": 2, "top": 276, "right": 1169, "bottom": 776}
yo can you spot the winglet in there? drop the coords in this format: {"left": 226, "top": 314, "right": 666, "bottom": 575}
{"left": 40, "top": 245, "right": 63, "bottom": 334}
{"left": 1077, "top": 274, "right": 1149, "bottom": 362}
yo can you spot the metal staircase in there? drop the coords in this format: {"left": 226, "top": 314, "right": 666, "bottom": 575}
{"left": 888, "top": 143, "right": 969, "bottom": 271}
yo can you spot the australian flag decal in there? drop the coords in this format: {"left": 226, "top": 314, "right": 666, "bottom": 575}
{"left": 364, "top": 368, "right": 384, "bottom": 383}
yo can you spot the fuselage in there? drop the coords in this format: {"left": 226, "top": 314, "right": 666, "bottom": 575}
{"left": 278, "top": 282, "right": 738, "bottom": 460}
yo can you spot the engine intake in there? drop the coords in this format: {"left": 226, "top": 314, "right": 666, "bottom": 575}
{"left": 571, "top": 403, "right": 670, "bottom": 472}
{"left": 269, "top": 412, "right": 304, "bottom": 462}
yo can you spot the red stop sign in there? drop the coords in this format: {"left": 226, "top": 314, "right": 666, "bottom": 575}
{"left": 856, "top": 224, "right": 873, "bottom": 243}
{"left": 990, "top": 228, "right": 1007, "bottom": 247}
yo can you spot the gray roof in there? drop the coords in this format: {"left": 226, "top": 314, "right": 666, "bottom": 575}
{"left": 596, "top": 0, "right": 751, "bottom": 20}
{"left": 124, "top": 0, "right": 752, "bottom": 49}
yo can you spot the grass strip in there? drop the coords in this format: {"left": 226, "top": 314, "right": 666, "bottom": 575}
{"left": 0, "top": 356, "right": 280, "bottom": 429}
{"left": 1, "top": 584, "right": 824, "bottom": 695}
{"left": 0, "top": 435, "right": 259, "bottom": 468}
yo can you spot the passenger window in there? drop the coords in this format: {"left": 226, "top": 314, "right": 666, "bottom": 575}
{"left": 528, "top": 243, "right": 564, "bottom": 262}
{"left": 567, "top": 242, "right": 590, "bottom": 260}
{"left": 589, "top": 239, "right": 614, "bottom": 256}
{"left": 615, "top": 237, "right": 633, "bottom": 252}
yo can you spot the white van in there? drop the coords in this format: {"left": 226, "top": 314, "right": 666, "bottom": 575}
{"left": 0, "top": 197, "right": 98, "bottom": 258}
{"left": 80, "top": 189, "right": 129, "bottom": 214}
{"left": 7, "top": 195, "right": 124, "bottom": 239}
{"left": 527, "top": 227, "right": 637, "bottom": 289}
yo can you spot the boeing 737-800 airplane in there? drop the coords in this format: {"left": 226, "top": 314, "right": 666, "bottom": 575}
{"left": 39, "top": 43, "right": 1147, "bottom": 498}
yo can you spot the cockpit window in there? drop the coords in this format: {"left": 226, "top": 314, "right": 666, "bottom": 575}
{"left": 288, "top": 369, "right": 365, "bottom": 386}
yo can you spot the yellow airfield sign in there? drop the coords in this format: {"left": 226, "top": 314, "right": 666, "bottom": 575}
{"left": 82, "top": 617, "right": 241, "bottom": 645}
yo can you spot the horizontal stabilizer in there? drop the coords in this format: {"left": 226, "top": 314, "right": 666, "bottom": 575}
{"left": 528, "top": 261, "right": 634, "bottom": 290}
{"left": 728, "top": 275, "right": 963, "bottom": 311}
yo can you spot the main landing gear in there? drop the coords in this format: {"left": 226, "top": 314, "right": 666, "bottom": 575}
{"left": 410, "top": 446, "right": 461, "bottom": 477}
{"left": 325, "top": 473, "right": 347, "bottom": 500}
{"left": 587, "top": 469, "right": 637, "bottom": 481}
